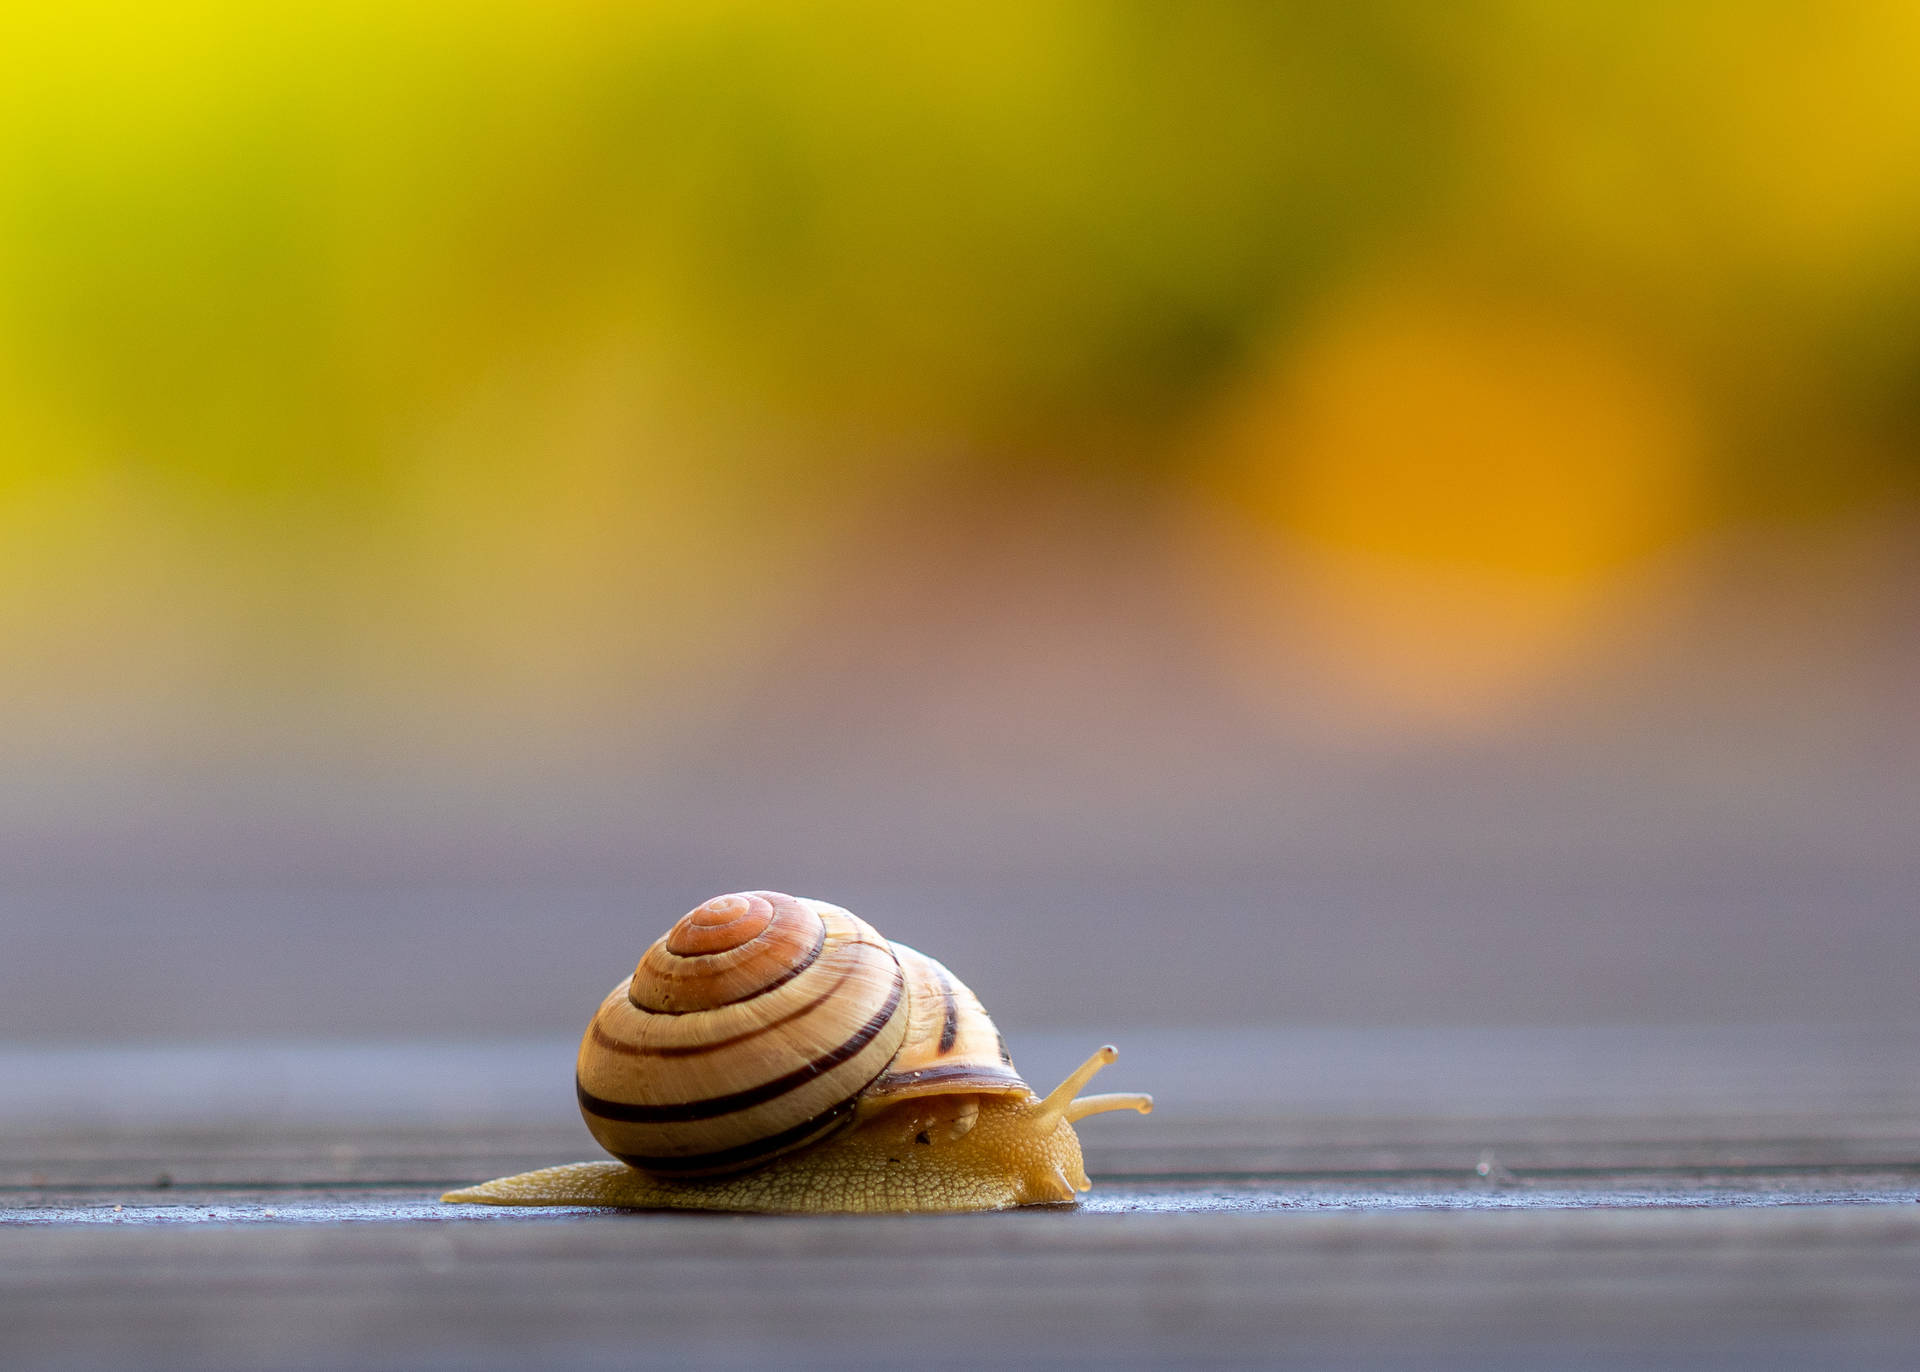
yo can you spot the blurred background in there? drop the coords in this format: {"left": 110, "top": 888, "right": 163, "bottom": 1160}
{"left": 2, "top": 0, "right": 1915, "bottom": 1042}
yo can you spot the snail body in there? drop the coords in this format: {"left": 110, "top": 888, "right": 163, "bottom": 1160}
{"left": 443, "top": 891, "right": 1150, "bottom": 1213}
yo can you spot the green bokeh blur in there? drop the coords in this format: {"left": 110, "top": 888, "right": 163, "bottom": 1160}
{"left": 7, "top": 1, "right": 1916, "bottom": 759}
{"left": 4, "top": 3, "right": 1919, "bottom": 1037}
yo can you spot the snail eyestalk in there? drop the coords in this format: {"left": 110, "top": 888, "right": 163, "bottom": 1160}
{"left": 1064, "top": 1092, "right": 1154, "bottom": 1124}
{"left": 1033, "top": 1044, "right": 1153, "bottom": 1125}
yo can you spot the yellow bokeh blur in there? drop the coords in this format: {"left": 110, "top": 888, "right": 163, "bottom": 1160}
{"left": 1, "top": 1, "right": 1915, "bottom": 759}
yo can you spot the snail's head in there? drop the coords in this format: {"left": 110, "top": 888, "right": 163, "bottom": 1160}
{"left": 956, "top": 1044, "right": 1153, "bottom": 1205}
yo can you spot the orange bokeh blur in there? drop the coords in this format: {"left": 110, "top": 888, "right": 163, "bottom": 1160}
{"left": 1185, "top": 276, "right": 1704, "bottom": 735}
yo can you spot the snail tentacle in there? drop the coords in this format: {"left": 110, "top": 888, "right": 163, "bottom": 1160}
{"left": 1064, "top": 1093, "right": 1155, "bottom": 1124}
{"left": 1033, "top": 1044, "right": 1125, "bottom": 1122}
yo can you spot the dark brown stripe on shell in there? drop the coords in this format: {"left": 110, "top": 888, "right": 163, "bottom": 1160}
{"left": 996, "top": 1030, "right": 1013, "bottom": 1065}
{"left": 610, "top": 1096, "right": 859, "bottom": 1175}
{"left": 628, "top": 915, "right": 828, "bottom": 1016}
{"left": 582, "top": 967, "right": 904, "bottom": 1123}
{"left": 590, "top": 945, "right": 889, "bottom": 1059}
{"left": 870, "top": 1061, "right": 1027, "bottom": 1095}
{"left": 934, "top": 964, "right": 959, "bottom": 1054}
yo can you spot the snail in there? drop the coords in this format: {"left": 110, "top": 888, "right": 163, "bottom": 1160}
{"left": 442, "top": 891, "right": 1151, "bottom": 1213}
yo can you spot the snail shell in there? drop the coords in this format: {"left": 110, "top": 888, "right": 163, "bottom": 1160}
{"left": 575, "top": 891, "right": 1027, "bottom": 1176}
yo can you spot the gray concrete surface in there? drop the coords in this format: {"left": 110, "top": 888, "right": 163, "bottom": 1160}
{"left": 4, "top": 1028, "right": 1919, "bottom": 1369}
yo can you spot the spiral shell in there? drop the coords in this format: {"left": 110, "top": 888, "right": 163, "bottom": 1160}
{"left": 576, "top": 891, "right": 1027, "bottom": 1177}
